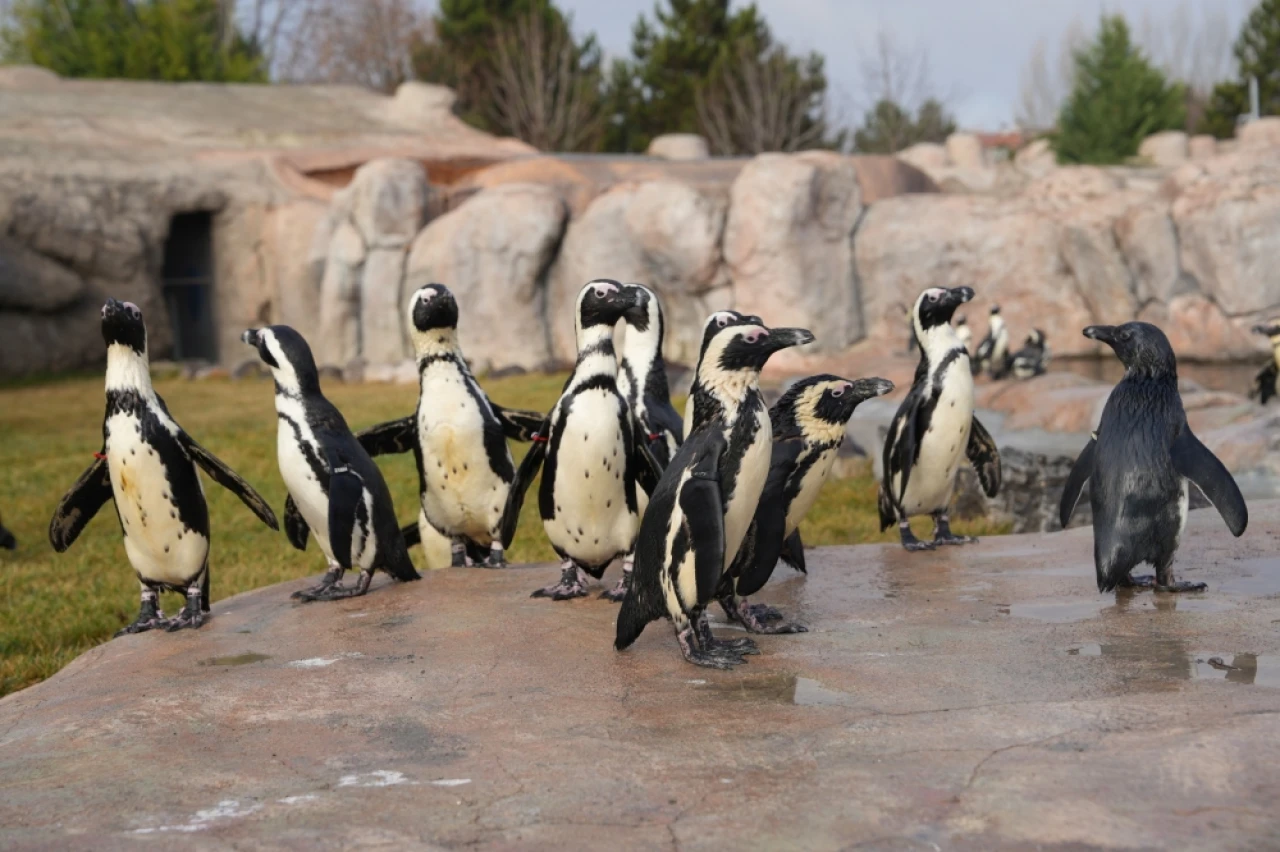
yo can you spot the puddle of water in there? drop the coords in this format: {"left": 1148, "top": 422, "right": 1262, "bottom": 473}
{"left": 794, "top": 677, "right": 857, "bottom": 707}
{"left": 1220, "top": 558, "right": 1280, "bottom": 596}
{"left": 1008, "top": 599, "right": 1106, "bottom": 623}
{"left": 705, "top": 672, "right": 858, "bottom": 706}
{"left": 199, "top": 652, "right": 270, "bottom": 667}
{"left": 1063, "top": 641, "right": 1280, "bottom": 688}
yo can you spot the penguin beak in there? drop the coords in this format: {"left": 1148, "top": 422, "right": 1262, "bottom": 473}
{"left": 866, "top": 377, "right": 896, "bottom": 397}
{"left": 242, "top": 329, "right": 261, "bottom": 347}
{"left": 946, "top": 287, "right": 975, "bottom": 306}
{"left": 1084, "top": 325, "right": 1115, "bottom": 344}
{"left": 761, "top": 327, "right": 816, "bottom": 354}
{"left": 101, "top": 298, "right": 122, "bottom": 319}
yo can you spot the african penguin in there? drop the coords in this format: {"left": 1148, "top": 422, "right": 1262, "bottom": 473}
{"left": 1011, "top": 328, "right": 1050, "bottom": 379}
{"left": 955, "top": 315, "right": 972, "bottom": 351}
{"left": 616, "top": 313, "right": 814, "bottom": 669}
{"left": 972, "top": 303, "right": 1010, "bottom": 379}
{"left": 722, "top": 374, "right": 895, "bottom": 633}
{"left": 1250, "top": 320, "right": 1280, "bottom": 405}
{"left": 49, "top": 299, "right": 279, "bottom": 636}
{"left": 1061, "top": 322, "right": 1247, "bottom": 593}
{"left": 0, "top": 511, "right": 14, "bottom": 551}
{"left": 681, "top": 310, "right": 763, "bottom": 438}
{"left": 878, "top": 287, "right": 1002, "bottom": 551}
{"left": 243, "top": 325, "right": 420, "bottom": 600}
{"left": 356, "top": 283, "right": 545, "bottom": 569}
{"left": 617, "top": 284, "right": 683, "bottom": 469}
{"left": 500, "top": 280, "right": 661, "bottom": 600}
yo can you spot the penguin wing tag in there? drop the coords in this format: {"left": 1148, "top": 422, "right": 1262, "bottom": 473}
{"left": 49, "top": 453, "right": 114, "bottom": 552}
{"left": 500, "top": 439, "right": 546, "bottom": 549}
{"left": 492, "top": 405, "right": 548, "bottom": 443}
{"left": 680, "top": 445, "right": 727, "bottom": 607}
{"left": 1060, "top": 435, "right": 1097, "bottom": 529}
{"left": 646, "top": 399, "right": 685, "bottom": 451}
{"left": 966, "top": 416, "right": 1002, "bottom": 498}
{"left": 1171, "top": 428, "right": 1248, "bottom": 537}
{"left": 355, "top": 416, "right": 417, "bottom": 456}
{"left": 182, "top": 436, "right": 280, "bottom": 531}
{"left": 284, "top": 494, "right": 310, "bottom": 552}
{"left": 324, "top": 448, "right": 365, "bottom": 570}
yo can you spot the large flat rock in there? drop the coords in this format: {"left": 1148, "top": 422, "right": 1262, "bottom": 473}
{"left": 3, "top": 505, "right": 1280, "bottom": 849}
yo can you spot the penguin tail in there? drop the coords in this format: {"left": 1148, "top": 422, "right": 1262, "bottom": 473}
{"left": 615, "top": 582, "right": 664, "bottom": 651}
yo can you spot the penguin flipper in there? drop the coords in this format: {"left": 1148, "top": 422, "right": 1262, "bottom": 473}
{"left": 646, "top": 397, "right": 685, "bottom": 450}
{"left": 491, "top": 404, "right": 547, "bottom": 442}
{"left": 355, "top": 416, "right": 417, "bottom": 456}
{"left": 632, "top": 419, "right": 665, "bottom": 494}
{"left": 500, "top": 439, "right": 546, "bottom": 549}
{"left": 966, "top": 416, "right": 1001, "bottom": 498}
{"left": 324, "top": 448, "right": 365, "bottom": 570}
{"left": 182, "top": 436, "right": 280, "bottom": 531}
{"left": 680, "top": 464, "right": 727, "bottom": 607}
{"left": 49, "top": 454, "right": 113, "bottom": 552}
{"left": 780, "top": 529, "right": 806, "bottom": 573}
{"left": 401, "top": 521, "right": 420, "bottom": 548}
{"left": 284, "top": 494, "right": 310, "bottom": 551}
{"left": 1172, "top": 428, "right": 1248, "bottom": 537}
{"left": 735, "top": 439, "right": 801, "bottom": 598}
{"left": 886, "top": 388, "right": 925, "bottom": 508}
{"left": 1059, "top": 435, "right": 1096, "bottom": 528}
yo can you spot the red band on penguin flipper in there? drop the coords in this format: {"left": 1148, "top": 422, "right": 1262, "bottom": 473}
{"left": 93, "top": 452, "right": 107, "bottom": 460}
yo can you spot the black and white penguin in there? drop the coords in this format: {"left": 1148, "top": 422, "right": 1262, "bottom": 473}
{"left": 722, "top": 374, "right": 895, "bottom": 632}
{"left": 1250, "top": 320, "right": 1280, "bottom": 405}
{"left": 1011, "top": 328, "right": 1050, "bottom": 379}
{"left": 879, "top": 287, "right": 1002, "bottom": 551}
{"left": 49, "top": 299, "right": 279, "bottom": 635}
{"left": 1061, "top": 322, "right": 1247, "bottom": 593}
{"left": 955, "top": 315, "right": 972, "bottom": 352}
{"left": 0, "top": 511, "right": 14, "bottom": 551}
{"left": 972, "top": 303, "right": 1010, "bottom": 379}
{"left": 615, "top": 314, "right": 815, "bottom": 669}
{"left": 681, "top": 310, "right": 763, "bottom": 436}
{"left": 617, "top": 284, "right": 683, "bottom": 469}
{"left": 356, "top": 284, "right": 545, "bottom": 569}
{"left": 242, "top": 326, "right": 420, "bottom": 600}
{"left": 500, "top": 280, "right": 661, "bottom": 600}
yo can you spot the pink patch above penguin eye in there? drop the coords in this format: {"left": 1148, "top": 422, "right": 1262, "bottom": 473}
{"left": 743, "top": 328, "right": 769, "bottom": 344}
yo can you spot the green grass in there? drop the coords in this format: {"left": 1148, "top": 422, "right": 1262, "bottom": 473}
{"left": 0, "top": 373, "right": 1002, "bottom": 696}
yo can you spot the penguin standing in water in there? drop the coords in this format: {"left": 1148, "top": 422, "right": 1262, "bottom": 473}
{"left": 501, "top": 280, "right": 661, "bottom": 600}
{"left": 955, "top": 315, "right": 972, "bottom": 352}
{"left": 722, "top": 374, "right": 895, "bottom": 632}
{"left": 616, "top": 314, "right": 814, "bottom": 669}
{"left": 356, "top": 284, "right": 544, "bottom": 568}
{"left": 50, "top": 299, "right": 279, "bottom": 635}
{"left": 972, "top": 303, "right": 1010, "bottom": 379}
{"left": 1011, "top": 328, "right": 1050, "bottom": 379}
{"left": 1061, "top": 322, "right": 1247, "bottom": 593}
{"left": 1249, "top": 320, "right": 1280, "bottom": 404}
{"left": 243, "top": 326, "right": 420, "bottom": 600}
{"left": 879, "top": 287, "right": 1001, "bottom": 551}
{"left": 617, "top": 284, "right": 683, "bottom": 469}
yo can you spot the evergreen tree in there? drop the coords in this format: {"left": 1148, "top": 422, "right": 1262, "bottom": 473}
{"left": 852, "top": 98, "right": 956, "bottom": 154}
{"left": 1052, "top": 15, "right": 1185, "bottom": 165}
{"left": 1, "top": 0, "right": 265, "bottom": 83}
{"left": 1199, "top": 0, "right": 1280, "bottom": 138}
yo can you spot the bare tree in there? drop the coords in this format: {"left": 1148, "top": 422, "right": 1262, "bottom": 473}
{"left": 695, "top": 43, "right": 832, "bottom": 154}
{"left": 1015, "top": 19, "right": 1087, "bottom": 131}
{"left": 1138, "top": 0, "right": 1234, "bottom": 97}
{"left": 236, "top": 0, "right": 319, "bottom": 76}
{"left": 487, "top": 7, "right": 605, "bottom": 152}
{"left": 274, "top": 0, "right": 428, "bottom": 92}
{"left": 852, "top": 27, "right": 937, "bottom": 115}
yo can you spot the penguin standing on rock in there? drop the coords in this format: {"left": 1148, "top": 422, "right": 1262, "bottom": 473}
{"left": 972, "top": 303, "right": 1010, "bottom": 379}
{"left": 1061, "top": 322, "right": 1247, "bottom": 593}
{"left": 49, "top": 299, "right": 279, "bottom": 635}
{"left": 356, "top": 284, "right": 544, "bottom": 568}
{"left": 879, "top": 287, "right": 1001, "bottom": 551}
{"left": 501, "top": 280, "right": 661, "bottom": 600}
{"left": 722, "top": 374, "right": 895, "bottom": 632}
{"left": 616, "top": 313, "right": 815, "bottom": 669}
{"left": 243, "top": 326, "right": 420, "bottom": 601}
{"left": 1249, "top": 320, "right": 1280, "bottom": 404}
{"left": 1011, "top": 328, "right": 1050, "bottom": 379}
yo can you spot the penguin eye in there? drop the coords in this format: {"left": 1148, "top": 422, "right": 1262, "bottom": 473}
{"left": 592, "top": 286, "right": 610, "bottom": 299}
{"left": 830, "top": 388, "right": 844, "bottom": 398}
{"left": 716, "top": 315, "right": 730, "bottom": 328}
{"left": 927, "top": 292, "right": 940, "bottom": 303}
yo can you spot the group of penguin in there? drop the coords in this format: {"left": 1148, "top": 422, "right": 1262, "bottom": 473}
{"left": 46, "top": 280, "right": 1250, "bottom": 670}
{"left": 922, "top": 303, "right": 1050, "bottom": 380}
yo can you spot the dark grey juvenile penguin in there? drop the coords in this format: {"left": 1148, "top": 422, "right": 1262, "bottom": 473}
{"left": 615, "top": 313, "right": 814, "bottom": 669}
{"left": 879, "top": 287, "right": 1002, "bottom": 551}
{"left": 500, "top": 280, "right": 661, "bottom": 600}
{"left": 356, "top": 284, "right": 544, "bottom": 568}
{"left": 1250, "top": 320, "right": 1280, "bottom": 405}
{"left": 1061, "top": 322, "right": 1247, "bottom": 592}
{"left": 722, "top": 374, "right": 895, "bottom": 632}
{"left": 617, "top": 284, "right": 683, "bottom": 469}
{"left": 972, "top": 303, "right": 1010, "bottom": 379}
{"left": 1011, "top": 328, "right": 1050, "bottom": 379}
{"left": 49, "top": 299, "right": 279, "bottom": 635}
{"left": 242, "top": 326, "right": 420, "bottom": 600}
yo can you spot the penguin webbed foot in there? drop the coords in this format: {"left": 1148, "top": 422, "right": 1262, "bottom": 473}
{"left": 899, "top": 524, "right": 936, "bottom": 552}
{"left": 114, "top": 598, "right": 167, "bottom": 637}
{"left": 719, "top": 595, "right": 808, "bottom": 635}
{"left": 696, "top": 613, "right": 761, "bottom": 655}
{"left": 294, "top": 569, "right": 372, "bottom": 602}
{"left": 931, "top": 513, "right": 976, "bottom": 546}
{"left": 480, "top": 544, "right": 508, "bottom": 569}
{"left": 292, "top": 567, "right": 344, "bottom": 600}
{"left": 1118, "top": 573, "right": 1157, "bottom": 589}
{"left": 599, "top": 562, "right": 633, "bottom": 602}
{"left": 531, "top": 561, "right": 590, "bottom": 600}
{"left": 676, "top": 627, "right": 748, "bottom": 670}
{"left": 1157, "top": 580, "right": 1208, "bottom": 593}
{"left": 164, "top": 596, "right": 207, "bottom": 632}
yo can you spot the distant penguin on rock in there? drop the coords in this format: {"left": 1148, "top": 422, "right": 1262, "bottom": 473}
{"left": 955, "top": 315, "right": 972, "bottom": 352}
{"left": 1061, "top": 322, "right": 1247, "bottom": 593}
{"left": 972, "top": 303, "right": 1010, "bottom": 379}
{"left": 243, "top": 326, "right": 420, "bottom": 601}
{"left": 879, "top": 287, "right": 1002, "bottom": 551}
{"left": 721, "top": 374, "right": 895, "bottom": 633}
{"left": 616, "top": 313, "right": 814, "bottom": 669}
{"left": 49, "top": 299, "right": 279, "bottom": 636}
{"left": 355, "top": 284, "right": 545, "bottom": 568}
{"left": 1011, "top": 328, "right": 1050, "bottom": 379}
{"left": 1250, "top": 320, "right": 1280, "bottom": 405}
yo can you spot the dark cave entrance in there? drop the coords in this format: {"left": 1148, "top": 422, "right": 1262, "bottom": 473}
{"left": 161, "top": 211, "right": 217, "bottom": 361}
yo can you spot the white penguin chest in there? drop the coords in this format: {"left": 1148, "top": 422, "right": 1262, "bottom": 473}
{"left": 275, "top": 397, "right": 333, "bottom": 561}
{"left": 900, "top": 361, "right": 974, "bottom": 515}
{"left": 722, "top": 408, "right": 773, "bottom": 569}
{"left": 786, "top": 448, "right": 837, "bottom": 535}
{"left": 106, "top": 411, "right": 208, "bottom": 585}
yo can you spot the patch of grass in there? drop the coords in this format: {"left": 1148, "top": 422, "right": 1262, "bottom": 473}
{"left": 0, "top": 372, "right": 1001, "bottom": 696}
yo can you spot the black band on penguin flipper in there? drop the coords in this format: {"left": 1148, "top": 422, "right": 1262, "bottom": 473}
{"left": 49, "top": 454, "right": 114, "bottom": 552}
{"left": 966, "top": 416, "right": 1001, "bottom": 498}
{"left": 491, "top": 404, "right": 547, "bottom": 442}
{"left": 1060, "top": 436, "right": 1096, "bottom": 529}
{"left": 182, "top": 435, "right": 279, "bottom": 530}
{"left": 355, "top": 416, "right": 417, "bottom": 457}
{"left": 1171, "top": 427, "right": 1248, "bottom": 537}
{"left": 500, "top": 439, "right": 546, "bottom": 549}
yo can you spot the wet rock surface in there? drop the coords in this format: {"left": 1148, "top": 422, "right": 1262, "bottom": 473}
{"left": 3, "top": 506, "right": 1280, "bottom": 849}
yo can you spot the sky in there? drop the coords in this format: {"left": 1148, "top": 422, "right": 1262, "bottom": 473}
{"left": 559, "top": 0, "right": 1252, "bottom": 130}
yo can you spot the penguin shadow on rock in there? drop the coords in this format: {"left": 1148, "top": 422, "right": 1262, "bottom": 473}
{"left": 1061, "top": 322, "right": 1247, "bottom": 594}
{"left": 242, "top": 325, "right": 421, "bottom": 602}
{"left": 1249, "top": 318, "right": 1280, "bottom": 404}
{"left": 353, "top": 283, "right": 545, "bottom": 570}
{"left": 500, "top": 280, "right": 664, "bottom": 601}
{"left": 616, "top": 311, "right": 816, "bottom": 669}
{"left": 49, "top": 299, "right": 280, "bottom": 637}
{"left": 878, "top": 287, "right": 1002, "bottom": 552}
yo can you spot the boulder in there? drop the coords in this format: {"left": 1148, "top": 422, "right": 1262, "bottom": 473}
{"left": 407, "top": 183, "right": 567, "bottom": 374}
{"left": 1014, "top": 138, "right": 1056, "bottom": 178}
{"left": 0, "top": 235, "right": 86, "bottom": 312}
{"left": 723, "top": 151, "right": 861, "bottom": 355}
{"left": 1138, "top": 131, "right": 1189, "bottom": 167}
{"left": 1115, "top": 201, "right": 1182, "bottom": 305}
{"left": 647, "top": 134, "right": 709, "bottom": 161}
{"left": 954, "top": 447, "right": 1089, "bottom": 533}
{"left": 1189, "top": 134, "right": 1217, "bottom": 161}
{"left": 359, "top": 248, "right": 410, "bottom": 364}
{"left": 0, "top": 300, "right": 102, "bottom": 375}
{"left": 848, "top": 155, "right": 939, "bottom": 202}
{"left": 346, "top": 159, "right": 429, "bottom": 249}
{"left": 314, "top": 223, "right": 364, "bottom": 367}
{"left": 266, "top": 199, "right": 328, "bottom": 343}
{"left": 945, "top": 133, "right": 987, "bottom": 170}
{"left": 1238, "top": 117, "right": 1280, "bottom": 150}
{"left": 896, "top": 142, "right": 949, "bottom": 173}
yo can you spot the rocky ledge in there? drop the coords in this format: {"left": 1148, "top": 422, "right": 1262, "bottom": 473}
{"left": 2, "top": 505, "right": 1280, "bottom": 849}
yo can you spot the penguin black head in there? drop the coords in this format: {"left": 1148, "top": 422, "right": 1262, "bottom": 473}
{"left": 575, "top": 279, "right": 637, "bottom": 332}
{"left": 242, "top": 325, "right": 321, "bottom": 394}
{"left": 409, "top": 283, "right": 459, "bottom": 333}
{"left": 101, "top": 298, "right": 147, "bottom": 356}
{"left": 775, "top": 374, "right": 895, "bottom": 441}
{"left": 913, "top": 287, "right": 973, "bottom": 335}
{"left": 1027, "top": 328, "right": 1046, "bottom": 347}
{"left": 700, "top": 315, "right": 815, "bottom": 374}
{"left": 620, "top": 283, "right": 663, "bottom": 335}
{"left": 1084, "top": 322, "right": 1176, "bottom": 378}
{"left": 1252, "top": 320, "right": 1280, "bottom": 340}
